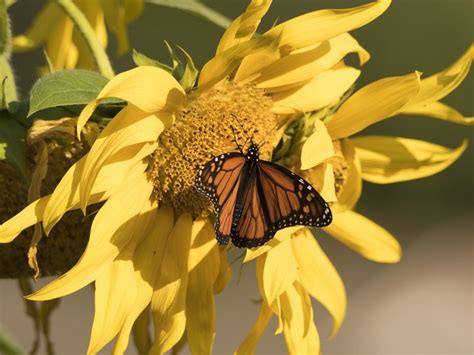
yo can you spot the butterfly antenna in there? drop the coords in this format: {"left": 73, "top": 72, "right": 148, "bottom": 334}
{"left": 230, "top": 113, "right": 253, "bottom": 147}
{"left": 230, "top": 124, "right": 243, "bottom": 153}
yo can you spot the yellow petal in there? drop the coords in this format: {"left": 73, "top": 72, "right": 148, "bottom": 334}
{"left": 12, "top": 3, "right": 62, "bottom": 52}
{"left": 45, "top": 15, "right": 76, "bottom": 70}
{"left": 332, "top": 138, "right": 362, "bottom": 212}
{"left": 43, "top": 143, "right": 155, "bottom": 234}
{"left": 250, "top": 33, "right": 370, "bottom": 90}
{"left": 216, "top": 0, "right": 271, "bottom": 54}
{"left": 272, "top": 66, "right": 361, "bottom": 114}
{"left": 213, "top": 246, "right": 232, "bottom": 294}
{"left": 79, "top": 105, "right": 164, "bottom": 212}
{"left": 243, "top": 226, "right": 303, "bottom": 262}
{"left": 285, "top": 319, "right": 320, "bottom": 355}
{"left": 280, "top": 282, "right": 314, "bottom": 346}
{"left": 235, "top": 302, "right": 273, "bottom": 355}
{"left": 327, "top": 71, "right": 421, "bottom": 139}
{"left": 292, "top": 229, "right": 346, "bottom": 337}
{"left": 400, "top": 101, "right": 474, "bottom": 125}
{"left": 186, "top": 220, "right": 220, "bottom": 355}
{"left": 352, "top": 136, "right": 468, "bottom": 184}
{"left": 0, "top": 196, "right": 51, "bottom": 243}
{"left": 27, "top": 171, "right": 155, "bottom": 301}
{"left": 324, "top": 210, "right": 401, "bottom": 263}
{"left": 264, "top": 0, "right": 390, "bottom": 53}
{"left": 88, "top": 258, "right": 138, "bottom": 354}
{"left": 150, "top": 213, "right": 193, "bottom": 354}
{"left": 301, "top": 119, "right": 335, "bottom": 170}
{"left": 261, "top": 237, "right": 298, "bottom": 305}
{"left": 77, "top": 66, "right": 185, "bottom": 134}
{"left": 403, "top": 44, "right": 473, "bottom": 109}
{"left": 199, "top": 31, "right": 279, "bottom": 92}
{"left": 304, "top": 163, "right": 338, "bottom": 203}
{"left": 114, "top": 206, "right": 174, "bottom": 354}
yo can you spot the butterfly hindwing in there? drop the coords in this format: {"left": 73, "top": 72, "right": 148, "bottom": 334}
{"left": 195, "top": 152, "right": 246, "bottom": 245}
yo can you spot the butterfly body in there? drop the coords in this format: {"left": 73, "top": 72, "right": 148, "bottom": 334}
{"left": 195, "top": 143, "right": 332, "bottom": 248}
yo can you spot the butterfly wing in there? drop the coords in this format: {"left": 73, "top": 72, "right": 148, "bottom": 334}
{"left": 195, "top": 152, "right": 246, "bottom": 245}
{"left": 231, "top": 160, "right": 332, "bottom": 248}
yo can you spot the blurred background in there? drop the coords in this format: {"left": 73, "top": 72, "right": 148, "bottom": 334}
{"left": 1, "top": 0, "right": 473, "bottom": 354}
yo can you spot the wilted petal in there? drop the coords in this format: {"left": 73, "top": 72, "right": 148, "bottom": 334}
{"left": 301, "top": 119, "right": 335, "bottom": 170}
{"left": 0, "top": 196, "right": 51, "bottom": 243}
{"left": 272, "top": 66, "right": 360, "bottom": 114}
{"left": 292, "top": 229, "right": 346, "bottom": 336}
{"left": 113, "top": 207, "right": 174, "bottom": 354}
{"left": 216, "top": 0, "right": 272, "bottom": 54}
{"left": 88, "top": 258, "right": 138, "bottom": 354}
{"left": 77, "top": 66, "right": 185, "bottom": 134}
{"left": 324, "top": 210, "right": 401, "bottom": 263}
{"left": 327, "top": 72, "right": 421, "bottom": 139}
{"left": 186, "top": 221, "right": 220, "bottom": 354}
{"left": 235, "top": 302, "right": 273, "bottom": 355}
{"left": 250, "top": 33, "right": 369, "bottom": 90}
{"left": 402, "top": 44, "right": 473, "bottom": 109}
{"left": 150, "top": 213, "right": 193, "bottom": 354}
{"left": 400, "top": 101, "right": 473, "bottom": 125}
{"left": 352, "top": 136, "right": 468, "bottom": 183}
{"left": 280, "top": 282, "right": 316, "bottom": 352}
{"left": 79, "top": 105, "right": 164, "bottom": 212}
{"left": 27, "top": 171, "right": 155, "bottom": 301}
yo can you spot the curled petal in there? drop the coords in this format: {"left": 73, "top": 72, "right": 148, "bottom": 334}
{"left": 327, "top": 72, "right": 421, "bottom": 139}
{"left": 292, "top": 229, "right": 346, "bottom": 337}
{"left": 150, "top": 213, "right": 193, "bottom": 354}
{"left": 245, "top": 33, "right": 369, "bottom": 89}
{"left": 77, "top": 66, "right": 185, "bottom": 135}
{"left": 272, "top": 66, "right": 361, "bottom": 114}
{"left": 186, "top": 221, "right": 220, "bottom": 354}
{"left": 301, "top": 119, "right": 335, "bottom": 170}
{"left": 27, "top": 171, "right": 156, "bottom": 301}
{"left": 352, "top": 136, "right": 468, "bottom": 184}
{"left": 216, "top": 0, "right": 272, "bottom": 54}
{"left": 324, "top": 210, "right": 401, "bottom": 263}
{"left": 403, "top": 44, "right": 473, "bottom": 109}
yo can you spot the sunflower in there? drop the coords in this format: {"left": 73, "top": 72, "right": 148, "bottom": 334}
{"left": 0, "top": 0, "right": 471, "bottom": 353}
{"left": 12, "top": 0, "right": 143, "bottom": 70}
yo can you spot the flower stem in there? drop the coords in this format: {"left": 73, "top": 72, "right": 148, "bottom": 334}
{"left": 53, "top": 0, "right": 114, "bottom": 78}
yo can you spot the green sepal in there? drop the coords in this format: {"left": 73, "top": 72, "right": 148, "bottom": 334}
{"left": 132, "top": 49, "right": 174, "bottom": 73}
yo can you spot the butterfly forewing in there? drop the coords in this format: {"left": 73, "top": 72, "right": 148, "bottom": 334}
{"left": 258, "top": 161, "right": 332, "bottom": 229}
{"left": 195, "top": 152, "right": 245, "bottom": 245}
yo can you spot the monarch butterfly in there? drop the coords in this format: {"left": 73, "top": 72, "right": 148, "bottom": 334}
{"left": 195, "top": 141, "right": 332, "bottom": 248}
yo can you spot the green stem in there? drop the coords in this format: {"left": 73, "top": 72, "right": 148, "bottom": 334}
{"left": 53, "top": 0, "right": 114, "bottom": 78}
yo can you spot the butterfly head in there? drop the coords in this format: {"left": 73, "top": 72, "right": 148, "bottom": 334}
{"left": 246, "top": 143, "right": 260, "bottom": 160}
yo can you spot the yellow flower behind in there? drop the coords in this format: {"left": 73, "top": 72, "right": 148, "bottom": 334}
{"left": 0, "top": 0, "right": 472, "bottom": 353}
{"left": 13, "top": 0, "right": 143, "bottom": 70}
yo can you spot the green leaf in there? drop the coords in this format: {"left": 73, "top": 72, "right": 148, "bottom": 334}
{"left": 0, "top": 110, "right": 28, "bottom": 181}
{"left": 145, "top": 0, "right": 231, "bottom": 29}
{"left": 28, "top": 69, "right": 109, "bottom": 117}
{"left": 132, "top": 49, "right": 173, "bottom": 73}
